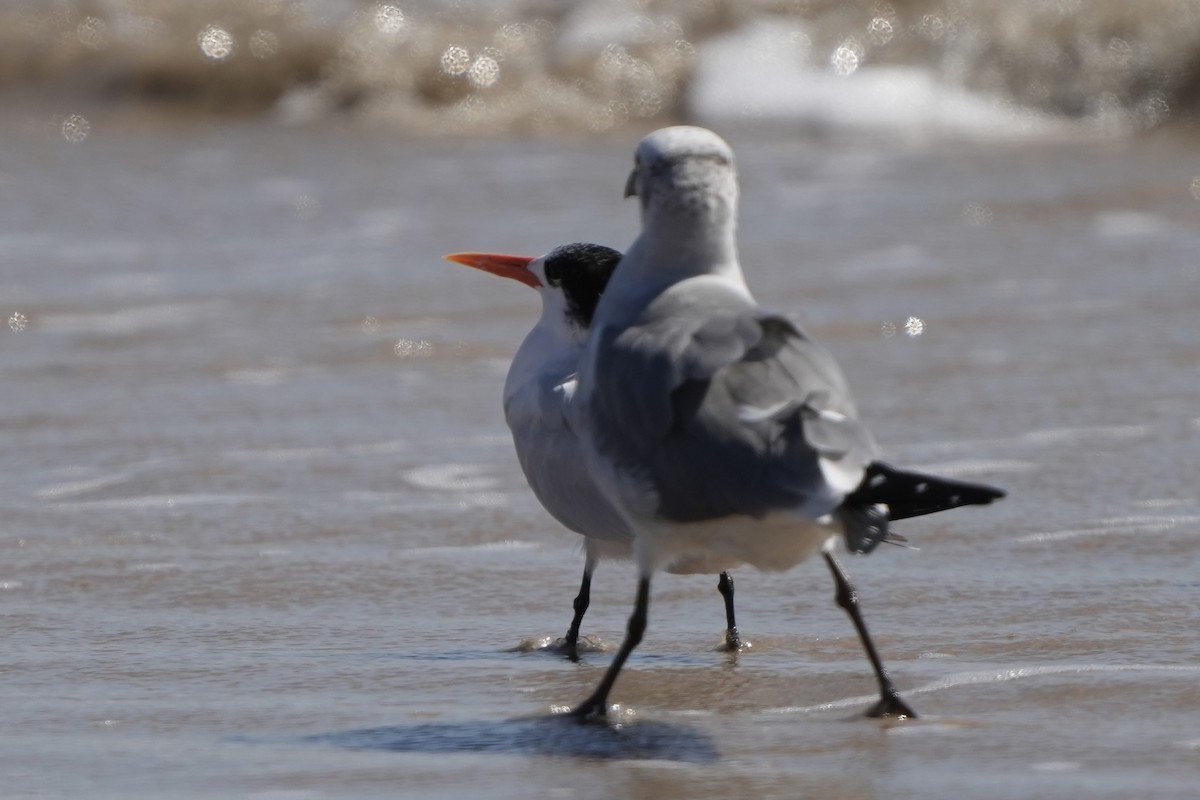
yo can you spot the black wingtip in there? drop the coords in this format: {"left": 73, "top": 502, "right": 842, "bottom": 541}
{"left": 846, "top": 461, "right": 1007, "bottom": 523}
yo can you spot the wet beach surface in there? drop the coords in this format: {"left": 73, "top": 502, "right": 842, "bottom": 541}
{"left": 2, "top": 115, "right": 1200, "bottom": 798}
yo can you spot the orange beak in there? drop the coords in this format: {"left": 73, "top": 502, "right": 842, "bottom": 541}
{"left": 443, "top": 252, "right": 540, "bottom": 288}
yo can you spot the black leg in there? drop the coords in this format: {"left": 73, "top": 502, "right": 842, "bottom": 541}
{"left": 562, "top": 566, "right": 593, "bottom": 662}
{"left": 570, "top": 575, "right": 650, "bottom": 720}
{"left": 717, "top": 571, "right": 742, "bottom": 650}
{"left": 823, "top": 552, "right": 917, "bottom": 719}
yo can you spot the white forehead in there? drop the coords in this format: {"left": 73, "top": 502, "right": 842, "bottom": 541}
{"left": 527, "top": 255, "right": 555, "bottom": 288}
{"left": 636, "top": 126, "right": 734, "bottom": 167}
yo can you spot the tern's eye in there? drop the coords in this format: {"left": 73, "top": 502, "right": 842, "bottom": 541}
{"left": 544, "top": 260, "right": 563, "bottom": 286}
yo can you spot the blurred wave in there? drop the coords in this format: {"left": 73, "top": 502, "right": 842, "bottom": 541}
{"left": 3, "top": 0, "right": 1199, "bottom": 136}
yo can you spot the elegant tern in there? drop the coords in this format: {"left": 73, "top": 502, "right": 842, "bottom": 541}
{"left": 443, "top": 244, "right": 745, "bottom": 659}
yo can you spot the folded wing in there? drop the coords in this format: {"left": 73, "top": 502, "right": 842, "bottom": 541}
{"left": 589, "top": 284, "right": 876, "bottom": 524}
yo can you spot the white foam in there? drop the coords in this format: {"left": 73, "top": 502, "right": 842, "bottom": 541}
{"left": 1017, "top": 514, "right": 1200, "bottom": 543}
{"left": 689, "top": 21, "right": 1064, "bottom": 139}
{"left": 1089, "top": 513, "right": 1200, "bottom": 528}
{"left": 1093, "top": 211, "right": 1171, "bottom": 238}
{"left": 911, "top": 459, "right": 1035, "bottom": 477}
{"left": 36, "top": 473, "right": 136, "bottom": 499}
{"left": 48, "top": 493, "right": 275, "bottom": 510}
{"left": 402, "top": 463, "right": 499, "bottom": 492}
{"left": 404, "top": 540, "right": 541, "bottom": 558}
{"left": 456, "top": 493, "right": 509, "bottom": 510}
{"left": 1017, "top": 524, "right": 1176, "bottom": 544}
{"left": 1019, "top": 424, "right": 1148, "bottom": 445}
{"left": 764, "top": 664, "right": 1200, "bottom": 715}
{"left": 1134, "top": 498, "right": 1198, "bottom": 510}
{"left": 348, "top": 439, "right": 419, "bottom": 456}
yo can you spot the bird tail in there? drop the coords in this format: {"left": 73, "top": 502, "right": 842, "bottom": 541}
{"left": 850, "top": 461, "right": 1006, "bottom": 520}
{"left": 839, "top": 461, "right": 1006, "bottom": 554}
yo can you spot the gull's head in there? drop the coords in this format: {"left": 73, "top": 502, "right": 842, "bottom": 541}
{"left": 443, "top": 243, "right": 621, "bottom": 340}
{"left": 624, "top": 126, "right": 738, "bottom": 229}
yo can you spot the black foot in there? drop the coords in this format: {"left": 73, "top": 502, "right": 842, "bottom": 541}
{"left": 865, "top": 691, "right": 918, "bottom": 720}
{"left": 548, "top": 634, "right": 605, "bottom": 661}
{"left": 722, "top": 627, "right": 742, "bottom": 651}
{"left": 568, "top": 698, "right": 609, "bottom": 722}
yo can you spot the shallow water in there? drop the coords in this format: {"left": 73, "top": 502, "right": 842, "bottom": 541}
{"left": 3, "top": 115, "right": 1200, "bottom": 798}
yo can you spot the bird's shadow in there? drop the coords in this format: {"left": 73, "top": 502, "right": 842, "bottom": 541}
{"left": 303, "top": 712, "right": 719, "bottom": 763}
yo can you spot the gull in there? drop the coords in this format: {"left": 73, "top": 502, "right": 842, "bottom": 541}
{"left": 444, "top": 244, "right": 745, "bottom": 660}
{"left": 570, "top": 126, "right": 1005, "bottom": 720}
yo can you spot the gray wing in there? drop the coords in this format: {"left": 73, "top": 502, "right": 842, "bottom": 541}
{"left": 589, "top": 286, "right": 876, "bottom": 523}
